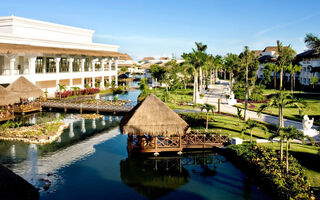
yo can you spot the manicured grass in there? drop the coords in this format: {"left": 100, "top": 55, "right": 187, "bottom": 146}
{"left": 186, "top": 113, "right": 271, "bottom": 140}
{"left": 261, "top": 88, "right": 304, "bottom": 95}
{"left": 259, "top": 142, "right": 320, "bottom": 188}
{"left": 151, "top": 88, "right": 195, "bottom": 110}
{"left": 235, "top": 93, "right": 320, "bottom": 125}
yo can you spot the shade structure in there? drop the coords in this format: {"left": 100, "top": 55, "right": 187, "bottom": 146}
{"left": 120, "top": 94, "right": 189, "bottom": 136}
{"left": 6, "top": 76, "right": 44, "bottom": 99}
{"left": 0, "top": 85, "right": 19, "bottom": 106}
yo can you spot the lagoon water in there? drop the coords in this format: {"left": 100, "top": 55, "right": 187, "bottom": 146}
{"left": 0, "top": 89, "right": 272, "bottom": 199}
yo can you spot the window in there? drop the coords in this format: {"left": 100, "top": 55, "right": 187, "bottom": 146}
{"left": 60, "top": 58, "right": 69, "bottom": 72}
{"left": 36, "top": 57, "right": 43, "bottom": 73}
{"left": 73, "top": 58, "right": 80, "bottom": 72}
{"left": 46, "top": 58, "right": 56, "bottom": 73}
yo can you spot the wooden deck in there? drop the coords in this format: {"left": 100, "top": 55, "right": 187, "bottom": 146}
{"left": 42, "top": 100, "right": 132, "bottom": 114}
{"left": 128, "top": 134, "right": 229, "bottom": 154}
{"left": 14, "top": 102, "right": 42, "bottom": 114}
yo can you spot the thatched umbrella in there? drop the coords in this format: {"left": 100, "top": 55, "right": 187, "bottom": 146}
{"left": 120, "top": 94, "right": 189, "bottom": 136}
{"left": 6, "top": 76, "right": 44, "bottom": 99}
{"left": 0, "top": 85, "right": 20, "bottom": 106}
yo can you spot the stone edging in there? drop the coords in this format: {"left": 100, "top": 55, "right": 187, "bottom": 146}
{"left": 0, "top": 122, "right": 69, "bottom": 145}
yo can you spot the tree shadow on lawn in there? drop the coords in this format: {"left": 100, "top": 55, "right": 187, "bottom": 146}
{"left": 290, "top": 151, "right": 320, "bottom": 173}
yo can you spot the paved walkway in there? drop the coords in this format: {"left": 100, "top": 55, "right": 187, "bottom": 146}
{"left": 177, "top": 80, "right": 319, "bottom": 140}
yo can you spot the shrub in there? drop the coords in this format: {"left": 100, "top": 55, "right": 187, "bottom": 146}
{"left": 179, "top": 113, "right": 214, "bottom": 126}
{"left": 227, "top": 144, "right": 311, "bottom": 199}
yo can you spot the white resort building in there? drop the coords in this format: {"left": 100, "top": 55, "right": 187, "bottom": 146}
{"left": 296, "top": 50, "right": 320, "bottom": 86}
{"left": 0, "top": 16, "right": 130, "bottom": 96}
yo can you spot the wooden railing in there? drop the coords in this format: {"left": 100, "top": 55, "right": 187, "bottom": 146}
{"left": 182, "top": 134, "right": 229, "bottom": 146}
{"left": 0, "top": 107, "right": 14, "bottom": 122}
{"left": 14, "top": 102, "right": 41, "bottom": 113}
{"left": 127, "top": 134, "right": 229, "bottom": 153}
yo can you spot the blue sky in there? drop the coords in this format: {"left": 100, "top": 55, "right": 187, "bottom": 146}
{"left": 1, "top": 0, "right": 320, "bottom": 60}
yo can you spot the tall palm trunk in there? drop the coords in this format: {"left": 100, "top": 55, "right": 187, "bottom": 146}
{"left": 286, "top": 140, "right": 289, "bottom": 173}
{"left": 229, "top": 71, "right": 233, "bottom": 89}
{"left": 215, "top": 68, "right": 218, "bottom": 83}
{"left": 273, "top": 70, "right": 277, "bottom": 89}
{"left": 291, "top": 73, "right": 294, "bottom": 94}
{"left": 224, "top": 70, "right": 227, "bottom": 80}
{"left": 199, "top": 67, "right": 203, "bottom": 93}
{"left": 193, "top": 70, "right": 199, "bottom": 103}
{"left": 244, "top": 64, "right": 249, "bottom": 121}
{"left": 280, "top": 67, "right": 283, "bottom": 91}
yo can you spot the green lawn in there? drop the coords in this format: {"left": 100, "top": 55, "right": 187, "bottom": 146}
{"left": 187, "top": 113, "right": 271, "bottom": 140}
{"left": 235, "top": 93, "right": 320, "bottom": 125}
{"left": 261, "top": 88, "right": 304, "bottom": 95}
{"left": 259, "top": 142, "right": 320, "bottom": 188}
{"left": 151, "top": 88, "right": 196, "bottom": 110}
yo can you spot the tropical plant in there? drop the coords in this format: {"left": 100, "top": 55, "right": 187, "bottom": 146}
{"left": 276, "top": 40, "right": 296, "bottom": 91}
{"left": 310, "top": 74, "right": 319, "bottom": 89}
{"left": 182, "top": 42, "right": 208, "bottom": 103}
{"left": 138, "top": 78, "right": 150, "bottom": 102}
{"left": 199, "top": 103, "right": 216, "bottom": 131}
{"left": 277, "top": 126, "right": 304, "bottom": 173}
{"left": 304, "top": 33, "right": 320, "bottom": 53}
{"left": 258, "top": 91, "right": 305, "bottom": 160}
{"left": 239, "top": 46, "right": 256, "bottom": 120}
{"left": 264, "top": 63, "right": 280, "bottom": 89}
{"left": 284, "top": 64, "right": 302, "bottom": 93}
{"left": 236, "top": 107, "right": 243, "bottom": 125}
{"left": 224, "top": 53, "right": 240, "bottom": 89}
{"left": 240, "top": 119, "right": 268, "bottom": 142}
{"left": 57, "top": 84, "right": 66, "bottom": 99}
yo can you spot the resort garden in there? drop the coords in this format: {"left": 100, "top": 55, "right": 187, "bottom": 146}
{"left": 139, "top": 35, "right": 320, "bottom": 199}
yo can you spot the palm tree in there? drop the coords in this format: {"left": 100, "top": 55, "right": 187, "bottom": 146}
{"left": 239, "top": 46, "right": 255, "bottom": 121}
{"left": 310, "top": 74, "right": 319, "bottom": 89}
{"left": 58, "top": 84, "right": 66, "bottom": 99}
{"left": 285, "top": 64, "right": 302, "bottom": 93}
{"left": 200, "top": 103, "right": 216, "bottom": 131}
{"left": 182, "top": 42, "right": 208, "bottom": 103}
{"left": 276, "top": 40, "right": 296, "bottom": 91}
{"left": 224, "top": 53, "right": 239, "bottom": 89}
{"left": 213, "top": 55, "right": 223, "bottom": 84}
{"left": 240, "top": 119, "right": 268, "bottom": 142}
{"left": 267, "top": 63, "right": 280, "bottom": 89}
{"left": 304, "top": 33, "right": 320, "bottom": 53}
{"left": 279, "top": 126, "right": 304, "bottom": 173}
{"left": 258, "top": 91, "right": 305, "bottom": 160}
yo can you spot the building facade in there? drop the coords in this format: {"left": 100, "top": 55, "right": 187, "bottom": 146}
{"left": 296, "top": 50, "right": 320, "bottom": 86}
{"left": 0, "top": 16, "right": 130, "bottom": 95}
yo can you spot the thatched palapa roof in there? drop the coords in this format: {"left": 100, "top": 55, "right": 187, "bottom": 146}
{"left": 0, "top": 85, "right": 20, "bottom": 106}
{"left": 120, "top": 94, "right": 189, "bottom": 136}
{"left": 6, "top": 76, "right": 44, "bottom": 98}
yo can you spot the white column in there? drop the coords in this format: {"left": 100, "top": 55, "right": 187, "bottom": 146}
{"left": 28, "top": 56, "right": 37, "bottom": 76}
{"left": 70, "top": 79, "right": 73, "bottom": 88}
{"left": 91, "top": 59, "right": 97, "bottom": 72}
{"left": 55, "top": 57, "right": 61, "bottom": 74}
{"left": 101, "top": 76, "right": 105, "bottom": 89}
{"left": 108, "top": 59, "right": 112, "bottom": 86}
{"left": 115, "top": 58, "right": 118, "bottom": 86}
{"left": 92, "top": 77, "right": 95, "bottom": 88}
{"left": 101, "top": 58, "right": 106, "bottom": 72}
{"left": 81, "top": 78, "right": 85, "bottom": 88}
{"left": 9, "top": 55, "right": 16, "bottom": 75}
{"left": 81, "top": 58, "right": 85, "bottom": 72}
{"left": 68, "top": 57, "right": 74, "bottom": 73}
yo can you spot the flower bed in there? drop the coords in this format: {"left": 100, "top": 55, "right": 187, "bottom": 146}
{"left": 76, "top": 114, "right": 104, "bottom": 119}
{"left": 225, "top": 143, "right": 312, "bottom": 199}
{"left": 55, "top": 88, "right": 100, "bottom": 98}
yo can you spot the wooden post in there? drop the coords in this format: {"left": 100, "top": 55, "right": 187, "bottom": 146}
{"left": 155, "top": 136, "right": 158, "bottom": 151}
{"left": 80, "top": 102, "right": 83, "bottom": 114}
{"left": 218, "top": 98, "right": 221, "bottom": 113}
{"left": 179, "top": 135, "right": 182, "bottom": 149}
{"left": 64, "top": 101, "right": 67, "bottom": 112}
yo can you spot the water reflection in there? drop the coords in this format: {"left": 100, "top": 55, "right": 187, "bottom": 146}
{"left": 120, "top": 153, "right": 225, "bottom": 199}
{"left": 24, "top": 144, "right": 38, "bottom": 186}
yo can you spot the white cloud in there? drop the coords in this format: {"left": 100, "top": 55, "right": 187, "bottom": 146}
{"left": 255, "top": 12, "right": 320, "bottom": 37}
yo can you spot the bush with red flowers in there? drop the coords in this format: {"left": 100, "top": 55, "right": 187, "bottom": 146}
{"left": 55, "top": 88, "right": 100, "bottom": 98}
